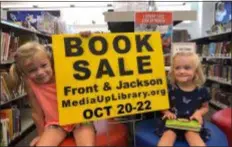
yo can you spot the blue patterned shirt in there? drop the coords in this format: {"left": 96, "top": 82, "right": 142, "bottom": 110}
{"left": 168, "top": 84, "right": 211, "bottom": 118}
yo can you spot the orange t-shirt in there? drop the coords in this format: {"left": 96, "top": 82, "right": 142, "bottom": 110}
{"left": 27, "top": 79, "right": 75, "bottom": 132}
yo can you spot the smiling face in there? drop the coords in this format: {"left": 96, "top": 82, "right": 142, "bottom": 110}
{"left": 23, "top": 50, "right": 54, "bottom": 84}
{"left": 173, "top": 55, "right": 196, "bottom": 84}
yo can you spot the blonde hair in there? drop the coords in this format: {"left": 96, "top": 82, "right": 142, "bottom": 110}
{"left": 9, "top": 41, "right": 50, "bottom": 91}
{"left": 168, "top": 52, "right": 206, "bottom": 87}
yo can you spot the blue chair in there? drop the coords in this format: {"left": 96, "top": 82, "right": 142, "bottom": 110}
{"left": 135, "top": 119, "right": 228, "bottom": 147}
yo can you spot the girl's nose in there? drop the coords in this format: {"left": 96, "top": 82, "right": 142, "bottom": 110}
{"left": 37, "top": 68, "right": 45, "bottom": 76}
{"left": 179, "top": 68, "right": 185, "bottom": 73}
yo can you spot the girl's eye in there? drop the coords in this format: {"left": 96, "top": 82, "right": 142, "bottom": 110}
{"left": 175, "top": 66, "right": 180, "bottom": 70}
{"left": 28, "top": 68, "right": 36, "bottom": 73}
{"left": 184, "top": 66, "right": 191, "bottom": 70}
{"left": 41, "top": 64, "right": 47, "bottom": 67}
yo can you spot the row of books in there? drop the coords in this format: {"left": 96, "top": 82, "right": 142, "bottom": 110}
{"left": 0, "top": 31, "right": 19, "bottom": 63}
{"left": 196, "top": 41, "right": 232, "bottom": 58}
{"left": 0, "top": 107, "right": 21, "bottom": 146}
{"left": 207, "top": 83, "right": 232, "bottom": 108}
{"left": 202, "top": 64, "right": 232, "bottom": 84}
{"left": 0, "top": 72, "right": 26, "bottom": 105}
{"left": 0, "top": 31, "right": 50, "bottom": 64}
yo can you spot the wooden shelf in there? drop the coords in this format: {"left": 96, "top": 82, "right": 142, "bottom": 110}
{"left": 207, "top": 77, "right": 232, "bottom": 86}
{"left": 209, "top": 100, "right": 229, "bottom": 110}
{"left": 0, "top": 93, "right": 27, "bottom": 107}
{"left": 0, "top": 60, "right": 14, "bottom": 65}
{"left": 189, "top": 29, "right": 232, "bottom": 42}
{"left": 20, "top": 109, "right": 34, "bottom": 134}
{"left": 8, "top": 109, "right": 35, "bottom": 146}
{"left": 0, "top": 19, "right": 51, "bottom": 38}
{"left": 201, "top": 56, "right": 231, "bottom": 60}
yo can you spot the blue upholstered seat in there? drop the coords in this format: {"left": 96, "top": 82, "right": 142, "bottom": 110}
{"left": 135, "top": 119, "right": 228, "bottom": 147}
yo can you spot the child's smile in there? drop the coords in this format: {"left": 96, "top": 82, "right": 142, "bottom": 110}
{"left": 173, "top": 55, "right": 196, "bottom": 84}
{"left": 24, "top": 51, "right": 54, "bottom": 84}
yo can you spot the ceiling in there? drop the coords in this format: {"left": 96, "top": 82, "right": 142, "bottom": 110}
{"left": 1, "top": 1, "right": 193, "bottom": 10}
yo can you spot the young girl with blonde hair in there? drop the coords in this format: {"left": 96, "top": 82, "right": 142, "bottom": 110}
{"left": 155, "top": 51, "right": 211, "bottom": 146}
{"left": 10, "top": 40, "right": 95, "bottom": 146}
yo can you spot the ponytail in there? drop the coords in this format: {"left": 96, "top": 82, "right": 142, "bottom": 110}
{"left": 9, "top": 63, "right": 23, "bottom": 92}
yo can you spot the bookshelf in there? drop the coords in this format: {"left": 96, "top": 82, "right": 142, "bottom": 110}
{"left": 1, "top": 20, "right": 51, "bottom": 38}
{"left": 0, "top": 93, "right": 27, "bottom": 108}
{"left": 210, "top": 100, "right": 229, "bottom": 110}
{"left": 207, "top": 77, "right": 232, "bottom": 86}
{"left": 0, "top": 19, "right": 51, "bottom": 146}
{"left": 8, "top": 109, "right": 35, "bottom": 146}
{"left": 189, "top": 29, "right": 232, "bottom": 43}
{"left": 189, "top": 26, "right": 232, "bottom": 110}
{"left": 201, "top": 55, "right": 231, "bottom": 60}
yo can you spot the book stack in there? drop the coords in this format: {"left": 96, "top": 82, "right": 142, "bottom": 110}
{"left": 0, "top": 71, "right": 26, "bottom": 105}
{"left": 202, "top": 64, "right": 232, "bottom": 84}
{"left": 208, "top": 83, "right": 232, "bottom": 107}
{"left": 0, "top": 30, "right": 50, "bottom": 64}
{"left": 0, "top": 31, "right": 19, "bottom": 63}
{"left": 197, "top": 41, "right": 232, "bottom": 58}
{"left": 0, "top": 107, "right": 21, "bottom": 146}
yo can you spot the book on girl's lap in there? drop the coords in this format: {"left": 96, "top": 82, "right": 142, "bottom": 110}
{"left": 165, "top": 118, "right": 201, "bottom": 132}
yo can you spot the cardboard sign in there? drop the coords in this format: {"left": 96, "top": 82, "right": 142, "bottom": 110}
{"left": 171, "top": 42, "right": 196, "bottom": 55}
{"left": 52, "top": 32, "right": 169, "bottom": 125}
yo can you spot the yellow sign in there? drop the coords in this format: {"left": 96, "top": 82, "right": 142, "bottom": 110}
{"left": 52, "top": 32, "right": 169, "bottom": 125}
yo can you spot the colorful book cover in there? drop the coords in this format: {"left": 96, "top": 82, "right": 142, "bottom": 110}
{"left": 134, "top": 11, "right": 173, "bottom": 55}
{"left": 209, "top": 42, "right": 216, "bottom": 56}
{"left": 165, "top": 118, "right": 201, "bottom": 132}
{"left": 0, "top": 109, "right": 13, "bottom": 140}
{"left": 0, "top": 119, "right": 10, "bottom": 146}
{"left": 0, "top": 121, "right": 2, "bottom": 147}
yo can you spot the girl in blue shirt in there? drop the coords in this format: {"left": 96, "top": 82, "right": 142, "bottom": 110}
{"left": 156, "top": 52, "right": 211, "bottom": 146}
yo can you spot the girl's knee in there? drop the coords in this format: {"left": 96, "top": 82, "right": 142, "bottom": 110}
{"left": 36, "top": 126, "right": 67, "bottom": 146}
{"left": 73, "top": 124, "right": 96, "bottom": 146}
{"left": 185, "top": 131, "right": 199, "bottom": 138}
{"left": 164, "top": 130, "right": 177, "bottom": 137}
{"left": 73, "top": 124, "right": 96, "bottom": 135}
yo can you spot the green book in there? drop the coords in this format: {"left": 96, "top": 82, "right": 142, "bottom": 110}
{"left": 165, "top": 118, "right": 201, "bottom": 132}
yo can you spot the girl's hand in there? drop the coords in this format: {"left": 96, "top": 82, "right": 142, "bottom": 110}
{"left": 30, "top": 136, "right": 40, "bottom": 146}
{"left": 162, "top": 110, "right": 176, "bottom": 120}
{"left": 80, "top": 31, "right": 91, "bottom": 37}
{"left": 190, "top": 110, "right": 203, "bottom": 125}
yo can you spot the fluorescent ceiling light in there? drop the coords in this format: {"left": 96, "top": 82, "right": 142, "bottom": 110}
{"left": 182, "top": 20, "right": 192, "bottom": 23}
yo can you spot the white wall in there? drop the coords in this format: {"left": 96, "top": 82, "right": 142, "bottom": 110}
{"left": 201, "top": 2, "right": 216, "bottom": 37}
{"left": 2, "top": 1, "right": 217, "bottom": 35}
{"left": 60, "top": 7, "right": 110, "bottom": 32}
{"left": 174, "top": 2, "right": 216, "bottom": 39}
{"left": 1, "top": 9, "right": 7, "bottom": 19}
{"left": 1, "top": 2, "right": 111, "bottom": 32}
{"left": 174, "top": 2, "right": 202, "bottom": 39}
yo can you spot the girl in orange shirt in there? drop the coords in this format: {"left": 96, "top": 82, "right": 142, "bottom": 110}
{"left": 10, "top": 32, "right": 96, "bottom": 146}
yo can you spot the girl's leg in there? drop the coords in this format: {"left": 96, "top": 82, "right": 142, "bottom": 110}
{"left": 157, "top": 130, "right": 177, "bottom": 146}
{"left": 185, "top": 131, "right": 206, "bottom": 146}
{"left": 73, "top": 123, "right": 96, "bottom": 146}
{"left": 36, "top": 126, "right": 67, "bottom": 146}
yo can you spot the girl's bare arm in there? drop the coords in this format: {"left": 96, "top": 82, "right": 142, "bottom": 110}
{"left": 196, "top": 102, "right": 209, "bottom": 116}
{"left": 25, "top": 81, "right": 45, "bottom": 136}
